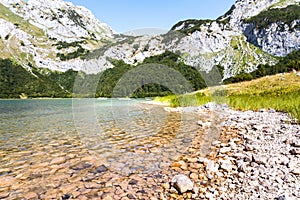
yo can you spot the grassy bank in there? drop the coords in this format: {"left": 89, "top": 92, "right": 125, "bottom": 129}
{"left": 154, "top": 73, "right": 300, "bottom": 121}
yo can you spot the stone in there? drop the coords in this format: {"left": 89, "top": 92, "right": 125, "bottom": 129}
{"left": 162, "top": 183, "right": 170, "bottom": 190}
{"left": 192, "top": 186, "right": 199, "bottom": 195}
{"left": 198, "top": 157, "right": 208, "bottom": 164}
{"left": 245, "top": 144, "right": 255, "bottom": 151}
{"left": 206, "top": 160, "right": 219, "bottom": 173}
{"left": 212, "top": 141, "right": 221, "bottom": 146}
{"left": 190, "top": 173, "right": 198, "bottom": 180}
{"left": 291, "top": 168, "right": 300, "bottom": 175}
{"left": 71, "top": 162, "right": 92, "bottom": 171}
{"left": 219, "top": 159, "right": 233, "bottom": 172}
{"left": 228, "top": 141, "right": 237, "bottom": 149}
{"left": 205, "top": 192, "right": 214, "bottom": 199}
{"left": 291, "top": 141, "right": 300, "bottom": 147}
{"left": 0, "top": 193, "right": 9, "bottom": 199}
{"left": 186, "top": 157, "right": 198, "bottom": 163}
{"left": 233, "top": 153, "right": 244, "bottom": 159}
{"left": 50, "top": 157, "right": 66, "bottom": 165}
{"left": 96, "top": 165, "right": 108, "bottom": 173}
{"left": 206, "top": 171, "right": 214, "bottom": 180}
{"left": 169, "top": 187, "right": 178, "bottom": 194}
{"left": 171, "top": 174, "right": 194, "bottom": 193}
{"left": 237, "top": 162, "right": 248, "bottom": 173}
{"left": 253, "top": 155, "right": 267, "bottom": 165}
{"left": 275, "top": 195, "right": 288, "bottom": 200}
{"left": 290, "top": 149, "right": 300, "bottom": 155}
{"left": 61, "top": 194, "right": 71, "bottom": 199}
{"left": 102, "top": 194, "right": 113, "bottom": 200}
{"left": 219, "top": 147, "right": 231, "bottom": 154}
{"left": 128, "top": 179, "right": 138, "bottom": 185}
{"left": 127, "top": 193, "right": 136, "bottom": 199}
{"left": 269, "top": 108, "right": 276, "bottom": 113}
{"left": 24, "top": 192, "right": 38, "bottom": 199}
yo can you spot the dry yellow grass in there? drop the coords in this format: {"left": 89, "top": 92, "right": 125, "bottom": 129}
{"left": 224, "top": 73, "right": 300, "bottom": 96}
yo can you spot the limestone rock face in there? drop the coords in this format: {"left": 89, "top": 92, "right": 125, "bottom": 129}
{"left": 243, "top": 20, "right": 300, "bottom": 56}
{"left": 1, "top": 0, "right": 113, "bottom": 42}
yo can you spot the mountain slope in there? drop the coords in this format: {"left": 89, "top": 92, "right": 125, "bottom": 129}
{"left": 0, "top": 0, "right": 114, "bottom": 73}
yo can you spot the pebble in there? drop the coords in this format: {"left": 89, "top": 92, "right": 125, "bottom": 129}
{"left": 290, "top": 149, "right": 300, "bottom": 155}
{"left": 219, "top": 147, "right": 231, "bottom": 154}
{"left": 219, "top": 159, "right": 233, "bottom": 172}
{"left": 171, "top": 174, "right": 194, "bottom": 193}
{"left": 50, "top": 157, "right": 66, "bottom": 165}
{"left": 24, "top": 192, "right": 38, "bottom": 199}
{"left": 253, "top": 155, "right": 267, "bottom": 165}
{"left": 96, "top": 165, "right": 108, "bottom": 173}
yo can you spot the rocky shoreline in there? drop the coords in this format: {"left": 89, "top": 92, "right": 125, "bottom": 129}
{"left": 0, "top": 103, "right": 299, "bottom": 199}
{"left": 166, "top": 103, "right": 300, "bottom": 200}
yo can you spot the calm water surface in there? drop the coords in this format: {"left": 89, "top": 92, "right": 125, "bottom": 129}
{"left": 0, "top": 99, "right": 200, "bottom": 173}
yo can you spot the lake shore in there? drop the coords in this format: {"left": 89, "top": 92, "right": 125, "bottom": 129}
{"left": 0, "top": 102, "right": 299, "bottom": 199}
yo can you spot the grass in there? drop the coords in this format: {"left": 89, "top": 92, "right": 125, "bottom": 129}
{"left": 156, "top": 93, "right": 211, "bottom": 107}
{"left": 155, "top": 73, "right": 300, "bottom": 122}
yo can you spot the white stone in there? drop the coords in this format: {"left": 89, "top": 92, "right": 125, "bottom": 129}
{"left": 171, "top": 175, "right": 194, "bottom": 193}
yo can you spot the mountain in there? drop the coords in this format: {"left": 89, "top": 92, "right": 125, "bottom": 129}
{"left": 0, "top": 0, "right": 113, "bottom": 72}
{"left": 97, "top": 0, "right": 299, "bottom": 79}
{"left": 0, "top": 0, "right": 299, "bottom": 98}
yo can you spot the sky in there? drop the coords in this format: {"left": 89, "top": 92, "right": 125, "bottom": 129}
{"left": 68, "top": 0, "right": 236, "bottom": 33}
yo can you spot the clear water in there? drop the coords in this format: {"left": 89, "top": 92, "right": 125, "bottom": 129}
{"left": 0, "top": 99, "right": 200, "bottom": 174}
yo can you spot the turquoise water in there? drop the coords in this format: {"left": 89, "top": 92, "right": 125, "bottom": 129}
{"left": 0, "top": 99, "right": 199, "bottom": 173}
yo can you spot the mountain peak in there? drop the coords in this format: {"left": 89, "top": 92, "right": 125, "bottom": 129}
{"left": 1, "top": 0, "right": 113, "bottom": 42}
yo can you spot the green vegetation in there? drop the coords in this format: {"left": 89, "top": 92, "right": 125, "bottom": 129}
{"left": 53, "top": 41, "right": 84, "bottom": 50}
{"left": 0, "top": 59, "right": 69, "bottom": 98}
{"left": 171, "top": 19, "right": 214, "bottom": 34}
{"left": 224, "top": 49, "right": 300, "bottom": 83}
{"left": 96, "top": 51, "right": 207, "bottom": 97}
{"left": 155, "top": 73, "right": 300, "bottom": 122}
{"left": 56, "top": 46, "right": 89, "bottom": 61}
{"left": 53, "top": 41, "right": 89, "bottom": 61}
{"left": 156, "top": 92, "right": 211, "bottom": 107}
{"left": 0, "top": 51, "right": 207, "bottom": 98}
{"left": 244, "top": 4, "right": 300, "bottom": 30}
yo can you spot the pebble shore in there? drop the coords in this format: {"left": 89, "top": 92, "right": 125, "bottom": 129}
{"left": 0, "top": 103, "right": 299, "bottom": 199}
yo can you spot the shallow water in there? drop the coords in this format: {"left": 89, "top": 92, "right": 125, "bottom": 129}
{"left": 0, "top": 99, "right": 201, "bottom": 174}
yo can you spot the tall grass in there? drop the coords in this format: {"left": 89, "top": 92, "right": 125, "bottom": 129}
{"left": 154, "top": 93, "right": 211, "bottom": 107}
{"left": 227, "top": 92, "right": 300, "bottom": 121}
{"left": 155, "top": 73, "right": 300, "bottom": 122}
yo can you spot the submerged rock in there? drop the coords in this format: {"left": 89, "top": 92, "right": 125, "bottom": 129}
{"left": 96, "top": 165, "right": 108, "bottom": 173}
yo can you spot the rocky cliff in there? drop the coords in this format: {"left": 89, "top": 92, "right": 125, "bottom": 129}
{"left": 242, "top": 3, "right": 300, "bottom": 56}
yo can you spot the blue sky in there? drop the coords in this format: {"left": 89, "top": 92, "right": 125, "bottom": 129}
{"left": 68, "top": 0, "right": 236, "bottom": 33}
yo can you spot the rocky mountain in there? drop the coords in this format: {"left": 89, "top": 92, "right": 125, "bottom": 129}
{"left": 0, "top": 0, "right": 299, "bottom": 97}
{"left": 85, "top": 0, "right": 299, "bottom": 79}
{"left": 0, "top": 0, "right": 113, "bottom": 72}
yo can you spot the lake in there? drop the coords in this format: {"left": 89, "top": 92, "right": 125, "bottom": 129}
{"left": 0, "top": 99, "right": 201, "bottom": 175}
